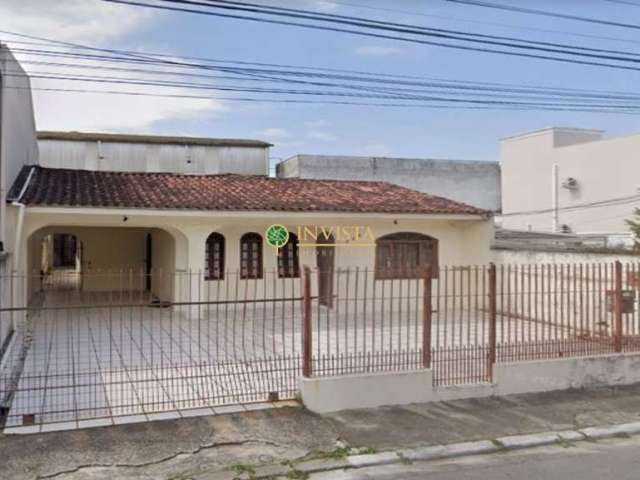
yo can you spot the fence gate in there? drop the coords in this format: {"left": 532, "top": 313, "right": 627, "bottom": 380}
{"left": 0, "top": 269, "right": 303, "bottom": 430}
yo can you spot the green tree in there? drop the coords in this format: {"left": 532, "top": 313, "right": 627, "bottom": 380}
{"left": 626, "top": 208, "right": 640, "bottom": 249}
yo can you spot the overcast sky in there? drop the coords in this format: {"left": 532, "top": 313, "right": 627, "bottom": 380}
{"left": 2, "top": 0, "right": 640, "bottom": 168}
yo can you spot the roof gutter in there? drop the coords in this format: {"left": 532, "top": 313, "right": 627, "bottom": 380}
{"left": 10, "top": 166, "right": 35, "bottom": 271}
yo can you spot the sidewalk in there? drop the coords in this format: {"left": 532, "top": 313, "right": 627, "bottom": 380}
{"left": 3, "top": 384, "right": 640, "bottom": 479}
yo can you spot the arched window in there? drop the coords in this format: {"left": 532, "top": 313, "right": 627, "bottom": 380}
{"left": 240, "top": 233, "right": 263, "bottom": 279}
{"left": 375, "top": 232, "right": 438, "bottom": 279}
{"left": 205, "top": 233, "right": 225, "bottom": 280}
{"left": 278, "top": 232, "right": 299, "bottom": 278}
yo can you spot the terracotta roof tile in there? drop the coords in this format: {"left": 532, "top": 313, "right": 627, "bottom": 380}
{"left": 9, "top": 166, "right": 489, "bottom": 216}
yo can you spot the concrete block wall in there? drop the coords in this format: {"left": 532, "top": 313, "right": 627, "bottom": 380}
{"left": 300, "top": 353, "right": 640, "bottom": 413}
{"left": 277, "top": 155, "right": 501, "bottom": 212}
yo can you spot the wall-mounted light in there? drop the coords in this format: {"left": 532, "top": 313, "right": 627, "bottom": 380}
{"left": 123, "top": 216, "right": 128, "bottom": 222}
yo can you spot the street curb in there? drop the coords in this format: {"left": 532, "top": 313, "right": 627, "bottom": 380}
{"left": 256, "top": 421, "right": 640, "bottom": 478}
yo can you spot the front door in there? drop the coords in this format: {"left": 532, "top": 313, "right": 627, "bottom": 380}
{"left": 316, "top": 234, "right": 335, "bottom": 307}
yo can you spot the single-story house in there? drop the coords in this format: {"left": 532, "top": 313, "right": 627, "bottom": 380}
{"left": 7, "top": 163, "right": 492, "bottom": 306}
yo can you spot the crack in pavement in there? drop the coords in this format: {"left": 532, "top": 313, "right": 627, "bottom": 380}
{"left": 35, "top": 438, "right": 292, "bottom": 479}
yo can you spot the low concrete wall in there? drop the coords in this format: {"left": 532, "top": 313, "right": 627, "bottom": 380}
{"left": 300, "top": 370, "right": 433, "bottom": 413}
{"left": 300, "top": 353, "right": 640, "bottom": 413}
{"left": 496, "top": 353, "right": 640, "bottom": 394}
{"left": 493, "top": 248, "right": 639, "bottom": 265}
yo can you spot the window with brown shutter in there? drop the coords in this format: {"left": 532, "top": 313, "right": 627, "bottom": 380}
{"left": 375, "top": 232, "right": 439, "bottom": 279}
{"left": 278, "top": 232, "right": 299, "bottom": 278}
{"left": 205, "top": 233, "right": 225, "bottom": 280}
{"left": 240, "top": 233, "right": 263, "bottom": 279}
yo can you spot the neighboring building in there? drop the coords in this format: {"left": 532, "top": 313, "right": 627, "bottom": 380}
{"left": 276, "top": 154, "right": 501, "bottom": 211}
{"left": 0, "top": 43, "right": 38, "bottom": 350}
{"left": 0, "top": 44, "right": 39, "bottom": 260}
{"left": 500, "top": 127, "right": 639, "bottom": 245}
{"left": 37, "top": 131, "right": 271, "bottom": 175}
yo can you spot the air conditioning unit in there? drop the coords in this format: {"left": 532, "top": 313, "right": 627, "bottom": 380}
{"left": 561, "top": 177, "right": 578, "bottom": 190}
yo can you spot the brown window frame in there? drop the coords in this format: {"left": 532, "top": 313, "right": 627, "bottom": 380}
{"left": 205, "top": 232, "right": 225, "bottom": 280}
{"left": 240, "top": 232, "right": 263, "bottom": 279}
{"left": 375, "top": 232, "right": 439, "bottom": 280}
{"left": 278, "top": 232, "right": 300, "bottom": 278}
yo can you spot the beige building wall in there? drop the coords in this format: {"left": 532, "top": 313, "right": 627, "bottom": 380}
{"left": 16, "top": 207, "right": 493, "bottom": 306}
{"left": 500, "top": 127, "right": 640, "bottom": 239}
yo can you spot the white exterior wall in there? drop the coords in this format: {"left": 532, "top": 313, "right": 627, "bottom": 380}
{"left": 0, "top": 45, "right": 38, "bottom": 252}
{"left": 493, "top": 248, "right": 640, "bottom": 266}
{"left": 38, "top": 139, "right": 269, "bottom": 175}
{"left": 500, "top": 127, "right": 640, "bottom": 236}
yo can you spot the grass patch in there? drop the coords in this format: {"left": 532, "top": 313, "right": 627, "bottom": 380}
{"left": 229, "top": 463, "right": 257, "bottom": 478}
{"left": 286, "top": 469, "right": 309, "bottom": 479}
{"left": 556, "top": 437, "right": 576, "bottom": 449}
{"left": 313, "top": 445, "right": 378, "bottom": 460}
{"left": 490, "top": 439, "right": 506, "bottom": 449}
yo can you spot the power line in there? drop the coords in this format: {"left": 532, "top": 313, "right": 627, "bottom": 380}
{"left": 101, "top": 0, "right": 640, "bottom": 73}
{"left": 502, "top": 194, "right": 640, "bottom": 217}
{"left": 446, "top": 0, "right": 640, "bottom": 31}
{"left": 8, "top": 40, "right": 640, "bottom": 103}
{"left": 309, "top": 0, "right": 640, "bottom": 46}
{"left": 8, "top": 54, "right": 640, "bottom": 111}
{"left": 602, "top": 0, "right": 640, "bottom": 6}
{"left": 7, "top": 29, "right": 640, "bottom": 95}
{"left": 156, "top": 0, "right": 640, "bottom": 60}
{"left": 7, "top": 71, "right": 640, "bottom": 112}
{"left": 12, "top": 84, "right": 605, "bottom": 111}
{"left": 6, "top": 29, "right": 640, "bottom": 112}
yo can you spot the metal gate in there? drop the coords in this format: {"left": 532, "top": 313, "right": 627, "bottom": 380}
{"left": 0, "top": 269, "right": 303, "bottom": 431}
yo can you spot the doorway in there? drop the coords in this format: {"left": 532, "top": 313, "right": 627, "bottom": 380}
{"left": 316, "top": 233, "right": 335, "bottom": 307}
{"left": 53, "top": 234, "right": 77, "bottom": 268}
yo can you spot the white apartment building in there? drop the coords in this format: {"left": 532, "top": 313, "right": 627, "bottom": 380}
{"left": 500, "top": 127, "right": 640, "bottom": 245}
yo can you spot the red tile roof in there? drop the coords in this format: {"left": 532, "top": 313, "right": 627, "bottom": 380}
{"left": 9, "top": 166, "right": 488, "bottom": 216}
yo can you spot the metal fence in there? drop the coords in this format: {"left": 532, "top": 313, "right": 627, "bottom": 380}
{"left": 301, "top": 262, "right": 640, "bottom": 385}
{"left": 1, "top": 262, "right": 639, "bottom": 430}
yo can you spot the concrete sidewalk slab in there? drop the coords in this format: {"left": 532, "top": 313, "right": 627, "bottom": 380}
{"left": 324, "top": 383, "right": 640, "bottom": 450}
{"left": 5, "top": 384, "right": 640, "bottom": 479}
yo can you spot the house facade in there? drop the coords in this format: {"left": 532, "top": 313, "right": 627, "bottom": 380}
{"left": 10, "top": 163, "right": 492, "bottom": 306}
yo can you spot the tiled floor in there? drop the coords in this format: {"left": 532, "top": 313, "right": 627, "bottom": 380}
{"left": 1, "top": 291, "right": 304, "bottom": 432}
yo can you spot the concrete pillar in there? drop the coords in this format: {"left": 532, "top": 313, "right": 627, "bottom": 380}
{"left": 180, "top": 227, "right": 215, "bottom": 318}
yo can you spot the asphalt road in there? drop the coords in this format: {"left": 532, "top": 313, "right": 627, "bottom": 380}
{"left": 309, "top": 436, "right": 640, "bottom": 480}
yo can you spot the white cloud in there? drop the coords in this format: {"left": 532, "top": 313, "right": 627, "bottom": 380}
{"left": 260, "top": 127, "right": 290, "bottom": 139}
{"left": 0, "top": 0, "right": 154, "bottom": 44}
{"left": 306, "top": 130, "right": 338, "bottom": 142}
{"left": 354, "top": 46, "right": 402, "bottom": 56}
{"left": 0, "top": 0, "right": 224, "bottom": 132}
